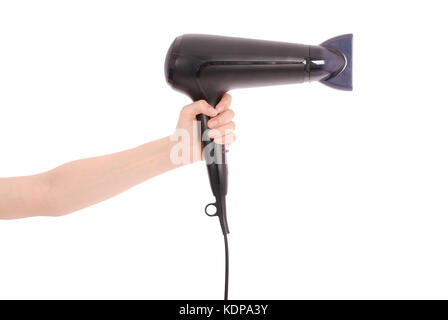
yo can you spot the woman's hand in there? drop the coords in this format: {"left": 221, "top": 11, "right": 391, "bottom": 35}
{"left": 173, "top": 93, "right": 236, "bottom": 163}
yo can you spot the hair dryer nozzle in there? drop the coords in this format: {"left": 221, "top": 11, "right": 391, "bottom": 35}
{"left": 320, "top": 34, "right": 353, "bottom": 91}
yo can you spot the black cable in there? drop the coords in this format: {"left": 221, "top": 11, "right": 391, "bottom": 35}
{"left": 224, "top": 233, "right": 229, "bottom": 300}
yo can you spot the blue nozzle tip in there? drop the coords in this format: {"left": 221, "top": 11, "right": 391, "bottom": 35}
{"left": 320, "top": 34, "right": 353, "bottom": 91}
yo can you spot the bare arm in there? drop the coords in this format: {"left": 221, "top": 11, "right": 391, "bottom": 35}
{"left": 0, "top": 137, "right": 180, "bottom": 218}
{"left": 0, "top": 94, "right": 235, "bottom": 219}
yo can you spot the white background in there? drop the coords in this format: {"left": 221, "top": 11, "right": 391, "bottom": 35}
{"left": 0, "top": 0, "right": 447, "bottom": 299}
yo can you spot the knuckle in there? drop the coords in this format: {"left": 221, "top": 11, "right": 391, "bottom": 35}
{"left": 223, "top": 92, "right": 232, "bottom": 101}
{"left": 181, "top": 105, "right": 190, "bottom": 114}
{"left": 197, "top": 100, "right": 208, "bottom": 109}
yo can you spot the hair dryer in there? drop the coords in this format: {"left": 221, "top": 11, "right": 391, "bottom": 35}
{"left": 164, "top": 34, "right": 352, "bottom": 299}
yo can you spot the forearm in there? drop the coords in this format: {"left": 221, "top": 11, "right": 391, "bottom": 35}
{"left": 0, "top": 136, "right": 181, "bottom": 219}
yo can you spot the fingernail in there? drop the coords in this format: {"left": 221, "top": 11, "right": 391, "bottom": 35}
{"left": 210, "top": 108, "right": 218, "bottom": 116}
{"left": 208, "top": 119, "right": 218, "bottom": 128}
{"left": 216, "top": 106, "right": 224, "bottom": 113}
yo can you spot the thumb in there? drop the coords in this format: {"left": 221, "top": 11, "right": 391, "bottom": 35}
{"left": 181, "top": 100, "right": 218, "bottom": 118}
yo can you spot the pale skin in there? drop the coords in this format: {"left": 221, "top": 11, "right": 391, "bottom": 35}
{"left": 0, "top": 93, "right": 235, "bottom": 219}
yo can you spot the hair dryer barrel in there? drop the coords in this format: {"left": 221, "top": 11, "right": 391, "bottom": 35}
{"left": 165, "top": 33, "right": 353, "bottom": 102}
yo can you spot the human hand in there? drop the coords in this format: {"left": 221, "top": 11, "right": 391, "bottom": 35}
{"left": 172, "top": 93, "right": 236, "bottom": 164}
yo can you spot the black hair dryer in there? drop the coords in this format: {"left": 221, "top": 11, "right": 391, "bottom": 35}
{"left": 164, "top": 34, "right": 353, "bottom": 299}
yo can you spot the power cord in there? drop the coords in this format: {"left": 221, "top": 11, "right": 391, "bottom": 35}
{"left": 224, "top": 233, "right": 229, "bottom": 300}
{"left": 205, "top": 201, "right": 230, "bottom": 299}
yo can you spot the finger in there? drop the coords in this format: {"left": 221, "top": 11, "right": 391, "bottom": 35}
{"left": 181, "top": 100, "right": 218, "bottom": 118}
{"left": 214, "top": 132, "right": 236, "bottom": 145}
{"left": 215, "top": 93, "right": 232, "bottom": 113}
{"left": 208, "top": 121, "right": 235, "bottom": 139}
{"left": 208, "top": 109, "right": 235, "bottom": 128}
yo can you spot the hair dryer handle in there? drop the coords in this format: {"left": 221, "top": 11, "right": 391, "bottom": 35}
{"left": 196, "top": 112, "right": 229, "bottom": 235}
